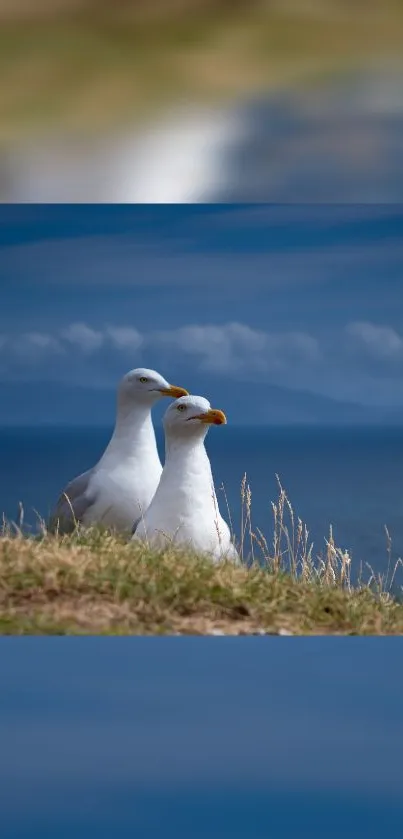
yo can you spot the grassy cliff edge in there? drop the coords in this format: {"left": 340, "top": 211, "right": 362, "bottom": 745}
{"left": 1, "top": 483, "right": 402, "bottom": 636}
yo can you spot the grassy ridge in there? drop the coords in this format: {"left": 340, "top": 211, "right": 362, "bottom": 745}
{"left": 1, "top": 482, "right": 402, "bottom": 635}
{"left": 1, "top": 532, "right": 402, "bottom": 636}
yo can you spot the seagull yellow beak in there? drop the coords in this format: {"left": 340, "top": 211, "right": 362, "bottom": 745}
{"left": 194, "top": 408, "right": 227, "bottom": 425}
{"left": 158, "top": 385, "right": 189, "bottom": 398}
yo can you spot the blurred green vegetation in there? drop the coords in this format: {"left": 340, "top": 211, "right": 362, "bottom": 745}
{"left": 0, "top": 1, "right": 402, "bottom": 142}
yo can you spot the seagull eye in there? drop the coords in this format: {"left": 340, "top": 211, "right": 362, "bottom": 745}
{"left": 177, "top": 404, "right": 186, "bottom": 412}
{"left": 139, "top": 377, "right": 148, "bottom": 383}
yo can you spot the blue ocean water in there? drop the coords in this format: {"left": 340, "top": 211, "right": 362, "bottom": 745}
{"left": 1, "top": 639, "right": 403, "bottom": 838}
{"left": 1, "top": 425, "right": 403, "bottom": 581}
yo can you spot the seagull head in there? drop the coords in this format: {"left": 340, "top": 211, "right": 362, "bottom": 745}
{"left": 119, "top": 368, "right": 188, "bottom": 407}
{"left": 163, "top": 394, "right": 227, "bottom": 438}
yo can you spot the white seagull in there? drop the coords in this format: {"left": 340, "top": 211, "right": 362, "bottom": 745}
{"left": 132, "top": 394, "right": 239, "bottom": 562}
{"left": 49, "top": 368, "right": 188, "bottom": 534}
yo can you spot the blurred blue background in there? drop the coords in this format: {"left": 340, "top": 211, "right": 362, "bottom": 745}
{"left": 2, "top": 204, "right": 403, "bottom": 424}
{"left": 1, "top": 639, "right": 403, "bottom": 838}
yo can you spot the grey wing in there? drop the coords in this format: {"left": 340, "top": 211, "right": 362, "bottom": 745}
{"left": 48, "top": 468, "right": 97, "bottom": 534}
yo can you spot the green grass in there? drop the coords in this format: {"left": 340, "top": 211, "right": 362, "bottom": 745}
{"left": 1, "top": 479, "right": 402, "bottom": 635}
{"left": 0, "top": 1, "right": 402, "bottom": 144}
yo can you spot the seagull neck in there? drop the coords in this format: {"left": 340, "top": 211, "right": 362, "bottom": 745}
{"left": 107, "top": 402, "right": 157, "bottom": 455}
{"left": 159, "top": 432, "right": 216, "bottom": 505}
{"left": 164, "top": 432, "right": 209, "bottom": 468}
